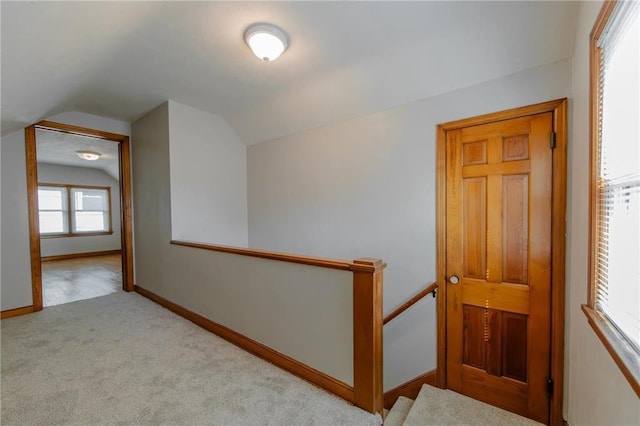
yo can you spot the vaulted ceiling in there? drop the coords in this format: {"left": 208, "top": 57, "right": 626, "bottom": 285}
{"left": 1, "top": 1, "right": 579, "bottom": 145}
{"left": 36, "top": 129, "right": 120, "bottom": 181}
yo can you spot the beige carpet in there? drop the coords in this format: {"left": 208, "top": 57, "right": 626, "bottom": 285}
{"left": 383, "top": 396, "right": 412, "bottom": 426}
{"left": 402, "top": 384, "right": 542, "bottom": 426}
{"left": 1, "top": 292, "right": 381, "bottom": 425}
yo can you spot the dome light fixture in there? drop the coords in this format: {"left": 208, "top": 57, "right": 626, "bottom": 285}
{"left": 76, "top": 150, "right": 102, "bottom": 161}
{"left": 244, "top": 23, "right": 289, "bottom": 62}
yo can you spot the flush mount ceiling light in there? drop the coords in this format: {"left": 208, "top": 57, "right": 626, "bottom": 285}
{"left": 244, "top": 23, "right": 289, "bottom": 62}
{"left": 76, "top": 150, "right": 101, "bottom": 161}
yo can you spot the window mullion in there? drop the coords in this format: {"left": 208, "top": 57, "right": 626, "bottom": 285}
{"left": 66, "top": 185, "right": 73, "bottom": 235}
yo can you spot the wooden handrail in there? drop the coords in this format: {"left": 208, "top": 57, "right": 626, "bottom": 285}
{"left": 383, "top": 281, "right": 438, "bottom": 325}
{"left": 170, "top": 240, "right": 384, "bottom": 272}
{"left": 171, "top": 240, "right": 350, "bottom": 269}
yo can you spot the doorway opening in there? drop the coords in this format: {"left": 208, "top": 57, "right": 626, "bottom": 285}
{"left": 26, "top": 121, "right": 134, "bottom": 310}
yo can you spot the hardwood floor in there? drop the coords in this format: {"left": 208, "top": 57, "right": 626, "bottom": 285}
{"left": 42, "top": 254, "right": 122, "bottom": 307}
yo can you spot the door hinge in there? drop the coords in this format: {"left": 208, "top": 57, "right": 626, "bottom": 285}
{"left": 550, "top": 132, "right": 557, "bottom": 149}
{"left": 547, "top": 378, "right": 554, "bottom": 396}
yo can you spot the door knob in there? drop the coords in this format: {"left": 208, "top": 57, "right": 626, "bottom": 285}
{"left": 449, "top": 275, "right": 460, "bottom": 284}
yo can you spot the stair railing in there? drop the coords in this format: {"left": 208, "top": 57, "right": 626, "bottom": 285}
{"left": 143, "top": 240, "right": 387, "bottom": 415}
{"left": 383, "top": 281, "right": 438, "bottom": 325}
{"left": 382, "top": 280, "right": 439, "bottom": 409}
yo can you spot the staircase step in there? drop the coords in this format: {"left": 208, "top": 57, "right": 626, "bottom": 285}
{"left": 402, "top": 384, "right": 543, "bottom": 426}
{"left": 384, "top": 396, "right": 413, "bottom": 426}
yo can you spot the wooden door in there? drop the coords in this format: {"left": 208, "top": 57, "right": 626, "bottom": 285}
{"left": 445, "top": 112, "right": 553, "bottom": 423}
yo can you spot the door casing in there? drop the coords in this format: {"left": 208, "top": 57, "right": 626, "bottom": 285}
{"left": 26, "top": 120, "right": 135, "bottom": 311}
{"left": 435, "top": 99, "right": 567, "bottom": 426}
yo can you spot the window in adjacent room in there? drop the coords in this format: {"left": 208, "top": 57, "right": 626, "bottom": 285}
{"left": 586, "top": 0, "right": 640, "bottom": 396}
{"left": 38, "top": 184, "right": 112, "bottom": 237}
{"left": 70, "top": 187, "right": 110, "bottom": 233}
{"left": 38, "top": 186, "right": 68, "bottom": 234}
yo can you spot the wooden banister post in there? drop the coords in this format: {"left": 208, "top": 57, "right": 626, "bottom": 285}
{"left": 352, "top": 257, "right": 385, "bottom": 415}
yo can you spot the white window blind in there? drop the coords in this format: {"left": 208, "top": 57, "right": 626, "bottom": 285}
{"left": 594, "top": 0, "right": 640, "bottom": 353}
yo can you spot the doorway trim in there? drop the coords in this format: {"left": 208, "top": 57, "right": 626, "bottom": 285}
{"left": 435, "top": 99, "right": 567, "bottom": 425}
{"left": 26, "top": 120, "right": 134, "bottom": 311}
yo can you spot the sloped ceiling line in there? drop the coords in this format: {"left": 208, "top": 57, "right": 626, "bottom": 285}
{"left": 1, "top": 1, "right": 578, "bottom": 144}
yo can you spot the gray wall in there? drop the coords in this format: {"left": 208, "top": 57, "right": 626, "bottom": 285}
{"left": 247, "top": 58, "right": 573, "bottom": 390}
{"left": 132, "top": 102, "right": 355, "bottom": 384}
{"left": 168, "top": 101, "right": 248, "bottom": 247}
{"left": 1, "top": 129, "right": 33, "bottom": 310}
{"left": 37, "top": 163, "right": 121, "bottom": 257}
{"left": 0, "top": 112, "right": 130, "bottom": 311}
{"left": 565, "top": 1, "right": 639, "bottom": 424}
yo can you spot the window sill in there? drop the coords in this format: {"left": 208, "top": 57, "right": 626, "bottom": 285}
{"left": 40, "top": 231, "right": 113, "bottom": 239}
{"left": 582, "top": 305, "right": 640, "bottom": 397}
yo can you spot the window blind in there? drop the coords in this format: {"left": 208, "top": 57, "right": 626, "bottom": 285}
{"left": 593, "top": 0, "right": 640, "bottom": 353}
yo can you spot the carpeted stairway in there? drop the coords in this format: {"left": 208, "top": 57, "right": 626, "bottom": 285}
{"left": 384, "top": 384, "right": 543, "bottom": 426}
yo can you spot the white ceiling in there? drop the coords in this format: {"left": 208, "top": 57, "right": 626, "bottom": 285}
{"left": 36, "top": 129, "right": 120, "bottom": 181}
{"left": 1, "top": 1, "right": 579, "bottom": 145}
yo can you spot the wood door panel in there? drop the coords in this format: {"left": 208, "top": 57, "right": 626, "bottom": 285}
{"left": 446, "top": 112, "right": 553, "bottom": 424}
{"left": 463, "top": 177, "right": 487, "bottom": 279}
{"left": 502, "top": 175, "right": 529, "bottom": 284}
{"left": 462, "top": 140, "right": 488, "bottom": 165}
{"left": 503, "top": 134, "right": 530, "bottom": 162}
{"left": 462, "top": 305, "right": 486, "bottom": 369}
{"left": 502, "top": 312, "right": 528, "bottom": 382}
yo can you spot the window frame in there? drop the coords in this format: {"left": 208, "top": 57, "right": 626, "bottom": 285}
{"left": 37, "top": 183, "right": 113, "bottom": 238}
{"left": 586, "top": 0, "right": 640, "bottom": 397}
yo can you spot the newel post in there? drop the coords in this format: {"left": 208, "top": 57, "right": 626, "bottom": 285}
{"left": 352, "top": 257, "right": 385, "bottom": 415}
